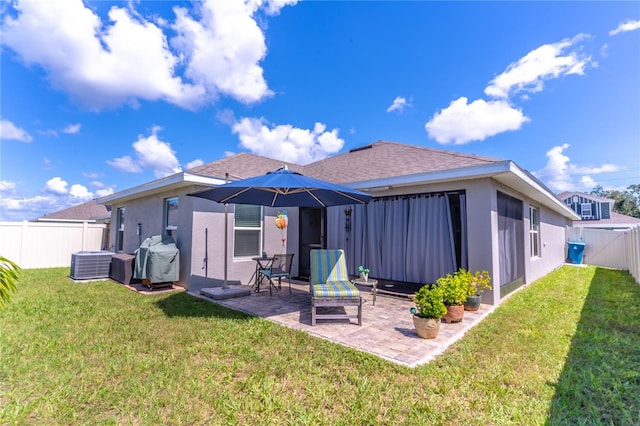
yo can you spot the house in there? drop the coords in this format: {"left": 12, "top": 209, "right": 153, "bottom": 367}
{"left": 557, "top": 191, "right": 640, "bottom": 230}
{"left": 98, "top": 141, "right": 580, "bottom": 306}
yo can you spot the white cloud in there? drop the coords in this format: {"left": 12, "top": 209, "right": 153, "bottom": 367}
{"left": 425, "top": 97, "right": 530, "bottom": 144}
{"left": 107, "top": 155, "right": 143, "bottom": 173}
{"left": 108, "top": 126, "right": 181, "bottom": 178}
{"left": 1, "top": 0, "right": 296, "bottom": 110}
{"left": 171, "top": 0, "right": 283, "bottom": 104}
{"left": 44, "top": 177, "right": 69, "bottom": 195}
{"left": 132, "top": 126, "right": 182, "bottom": 177}
{"left": 0, "top": 194, "right": 60, "bottom": 221}
{"left": 1, "top": 0, "right": 203, "bottom": 110}
{"left": 610, "top": 19, "right": 640, "bottom": 36}
{"left": 185, "top": 159, "right": 205, "bottom": 169}
{"left": 387, "top": 96, "right": 411, "bottom": 113}
{"left": 0, "top": 176, "right": 104, "bottom": 221}
{"left": 0, "top": 180, "right": 16, "bottom": 191}
{"left": 83, "top": 172, "right": 103, "bottom": 179}
{"left": 95, "top": 188, "right": 115, "bottom": 198}
{"left": 232, "top": 117, "right": 344, "bottom": 164}
{"left": 425, "top": 34, "right": 594, "bottom": 144}
{"left": 63, "top": 123, "right": 81, "bottom": 134}
{"left": 69, "top": 184, "right": 92, "bottom": 199}
{"left": 485, "top": 34, "right": 593, "bottom": 99}
{"left": 532, "top": 144, "right": 624, "bottom": 192}
{"left": 0, "top": 118, "right": 33, "bottom": 142}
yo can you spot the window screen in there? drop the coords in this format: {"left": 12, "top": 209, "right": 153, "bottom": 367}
{"left": 234, "top": 205, "right": 262, "bottom": 257}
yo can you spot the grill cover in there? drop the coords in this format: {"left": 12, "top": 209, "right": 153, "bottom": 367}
{"left": 134, "top": 235, "right": 180, "bottom": 283}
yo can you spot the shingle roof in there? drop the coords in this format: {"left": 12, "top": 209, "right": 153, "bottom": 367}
{"left": 187, "top": 141, "right": 502, "bottom": 184}
{"left": 302, "top": 141, "right": 501, "bottom": 183}
{"left": 40, "top": 199, "right": 111, "bottom": 221}
{"left": 187, "top": 152, "right": 304, "bottom": 180}
{"left": 573, "top": 211, "right": 640, "bottom": 226}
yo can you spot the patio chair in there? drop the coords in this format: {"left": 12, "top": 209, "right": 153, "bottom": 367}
{"left": 309, "top": 249, "right": 362, "bottom": 326}
{"left": 259, "top": 253, "right": 294, "bottom": 296}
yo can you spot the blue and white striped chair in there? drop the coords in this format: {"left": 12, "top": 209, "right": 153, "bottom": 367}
{"left": 309, "top": 249, "right": 362, "bottom": 326}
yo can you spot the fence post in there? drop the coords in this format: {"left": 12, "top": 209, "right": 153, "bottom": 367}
{"left": 19, "top": 220, "right": 28, "bottom": 266}
{"left": 82, "top": 221, "right": 88, "bottom": 251}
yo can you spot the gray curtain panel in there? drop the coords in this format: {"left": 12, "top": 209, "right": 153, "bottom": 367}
{"left": 328, "top": 191, "right": 465, "bottom": 285}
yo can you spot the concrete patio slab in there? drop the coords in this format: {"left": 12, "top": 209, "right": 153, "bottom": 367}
{"left": 191, "top": 279, "right": 494, "bottom": 368}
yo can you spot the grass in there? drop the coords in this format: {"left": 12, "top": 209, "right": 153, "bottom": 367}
{"left": 1, "top": 265, "right": 638, "bottom": 425}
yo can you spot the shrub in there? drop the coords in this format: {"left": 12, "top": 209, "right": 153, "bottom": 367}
{"left": 438, "top": 270, "right": 468, "bottom": 306}
{"left": 412, "top": 284, "right": 447, "bottom": 319}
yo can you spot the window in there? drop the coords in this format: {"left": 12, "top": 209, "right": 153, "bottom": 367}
{"left": 529, "top": 206, "right": 540, "bottom": 258}
{"left": 580, "top": 203, "right": 592, "bottom": 219}
{"left": 116, "top": 207, "right": 125, "bottom": 252}
{"left": 164, "top": 197, "right": 179, "bottom": 240}
{"left": 234, "top": 204, "right": 262, "bottom": 257}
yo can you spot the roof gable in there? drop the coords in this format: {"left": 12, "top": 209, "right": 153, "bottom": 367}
{"left": 557, "top": 191, "right": 614, "bottom": 204}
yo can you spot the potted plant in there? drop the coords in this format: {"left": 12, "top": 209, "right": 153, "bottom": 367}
{"left": 410, "top": 283, "right": 446, "bottom": 339}
{"left": 438, "top": 269, "right": 468, "bottom": 323}
{"left": 358, "top": 265, "right": 370, "bottom": 282}
{"left": 464, "top": 269, "right": 492, "bottom": 311}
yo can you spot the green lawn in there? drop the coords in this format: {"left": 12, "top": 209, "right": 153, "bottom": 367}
{"left": 1, "top": 265, "right": 638, "bottom": 425}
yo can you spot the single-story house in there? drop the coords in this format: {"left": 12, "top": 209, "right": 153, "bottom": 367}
{"left": 557, "top": 191, "right": 640, "bottom": 230}
{"left": 98, "top": 141, "right": 580, "bottom": 305}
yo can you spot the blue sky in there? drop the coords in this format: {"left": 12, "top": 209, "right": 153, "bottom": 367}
{"left": 1, "top": 0, "right": 639, "bottom": 221}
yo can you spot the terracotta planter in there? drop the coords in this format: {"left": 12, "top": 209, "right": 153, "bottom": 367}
{"left": 412, "top": 315, "right": 441, "bottom": 339}
{"left": 464, "top": 295, "right": 481, "bottom": 311}
{"left": 443, "top": 304, "right": 464, "bottom": 323}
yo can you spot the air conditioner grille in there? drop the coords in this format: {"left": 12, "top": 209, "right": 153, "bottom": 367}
{"left": 70, "top": 251, "right": 114, "bottom": 280}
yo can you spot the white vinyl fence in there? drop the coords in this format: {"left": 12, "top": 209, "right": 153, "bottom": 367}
{"left": 0, "top": 221, "right": 107, "bottom": 269}
{"left": 566, "top": 225, "right": 640, "bottom": 284}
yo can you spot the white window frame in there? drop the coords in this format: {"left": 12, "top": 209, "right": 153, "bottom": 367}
{"left": 233, "top": 205, "right": 263, "bottom": 258}
{"left": 116, "top": 207, "right": 125, "bottom": 253}
{"left": 529, "top": 206, "right": 540, "bottom": 258}
{"left": 580, "top": 202, "right": 592, "bottom": 219}
{"left": 164, "top": 196, "right": 179, "bottom": 240}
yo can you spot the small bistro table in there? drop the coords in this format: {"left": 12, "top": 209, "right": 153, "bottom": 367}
{"left": 251, "top": 256, "right": 274, "bottom": 292}
{"left": 351, "top": 278, "right": 378, "bottom": 306}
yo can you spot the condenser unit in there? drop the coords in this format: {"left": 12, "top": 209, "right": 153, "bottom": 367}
{"left": 70, "top": 251, "right": 114, "bottom": 280}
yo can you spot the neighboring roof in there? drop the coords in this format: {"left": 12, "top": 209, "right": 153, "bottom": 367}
{"left": 39, "top": 199, "right": 111, "bottom": 221}
{"left": 557, "top": 191, "right": 613, "bottom": 203}
{"left": 572, "top": 211, "right": 640, "bottom": 228}
{"left": 98, "top": 140, "right": 579, "bottom": 220}
{"left": 302, "top": 141, "right": 500, "bottom": 183}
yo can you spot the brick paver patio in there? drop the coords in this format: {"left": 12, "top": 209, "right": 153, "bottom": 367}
{"left": 191, "top": 279, "right": 494, "bottom": 368}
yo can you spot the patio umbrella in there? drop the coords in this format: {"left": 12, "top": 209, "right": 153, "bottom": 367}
{"left": 188, "top": 166, "right": 372, "bottom": 296}
{"left": 189, "top": 166, "right": 372, "bottom": 207}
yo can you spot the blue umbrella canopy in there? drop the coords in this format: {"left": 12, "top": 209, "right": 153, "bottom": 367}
{"left": 189, "top": 166, "right": 372, "bottom": 208}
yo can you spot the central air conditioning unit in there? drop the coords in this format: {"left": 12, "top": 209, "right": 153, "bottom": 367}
{"left": 70, "top": 251, "right": 114, "bottom": 280}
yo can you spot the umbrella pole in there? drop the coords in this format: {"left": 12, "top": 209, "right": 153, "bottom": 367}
{"left": 223, "top": 173, "right": 229, "bottom": 289}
